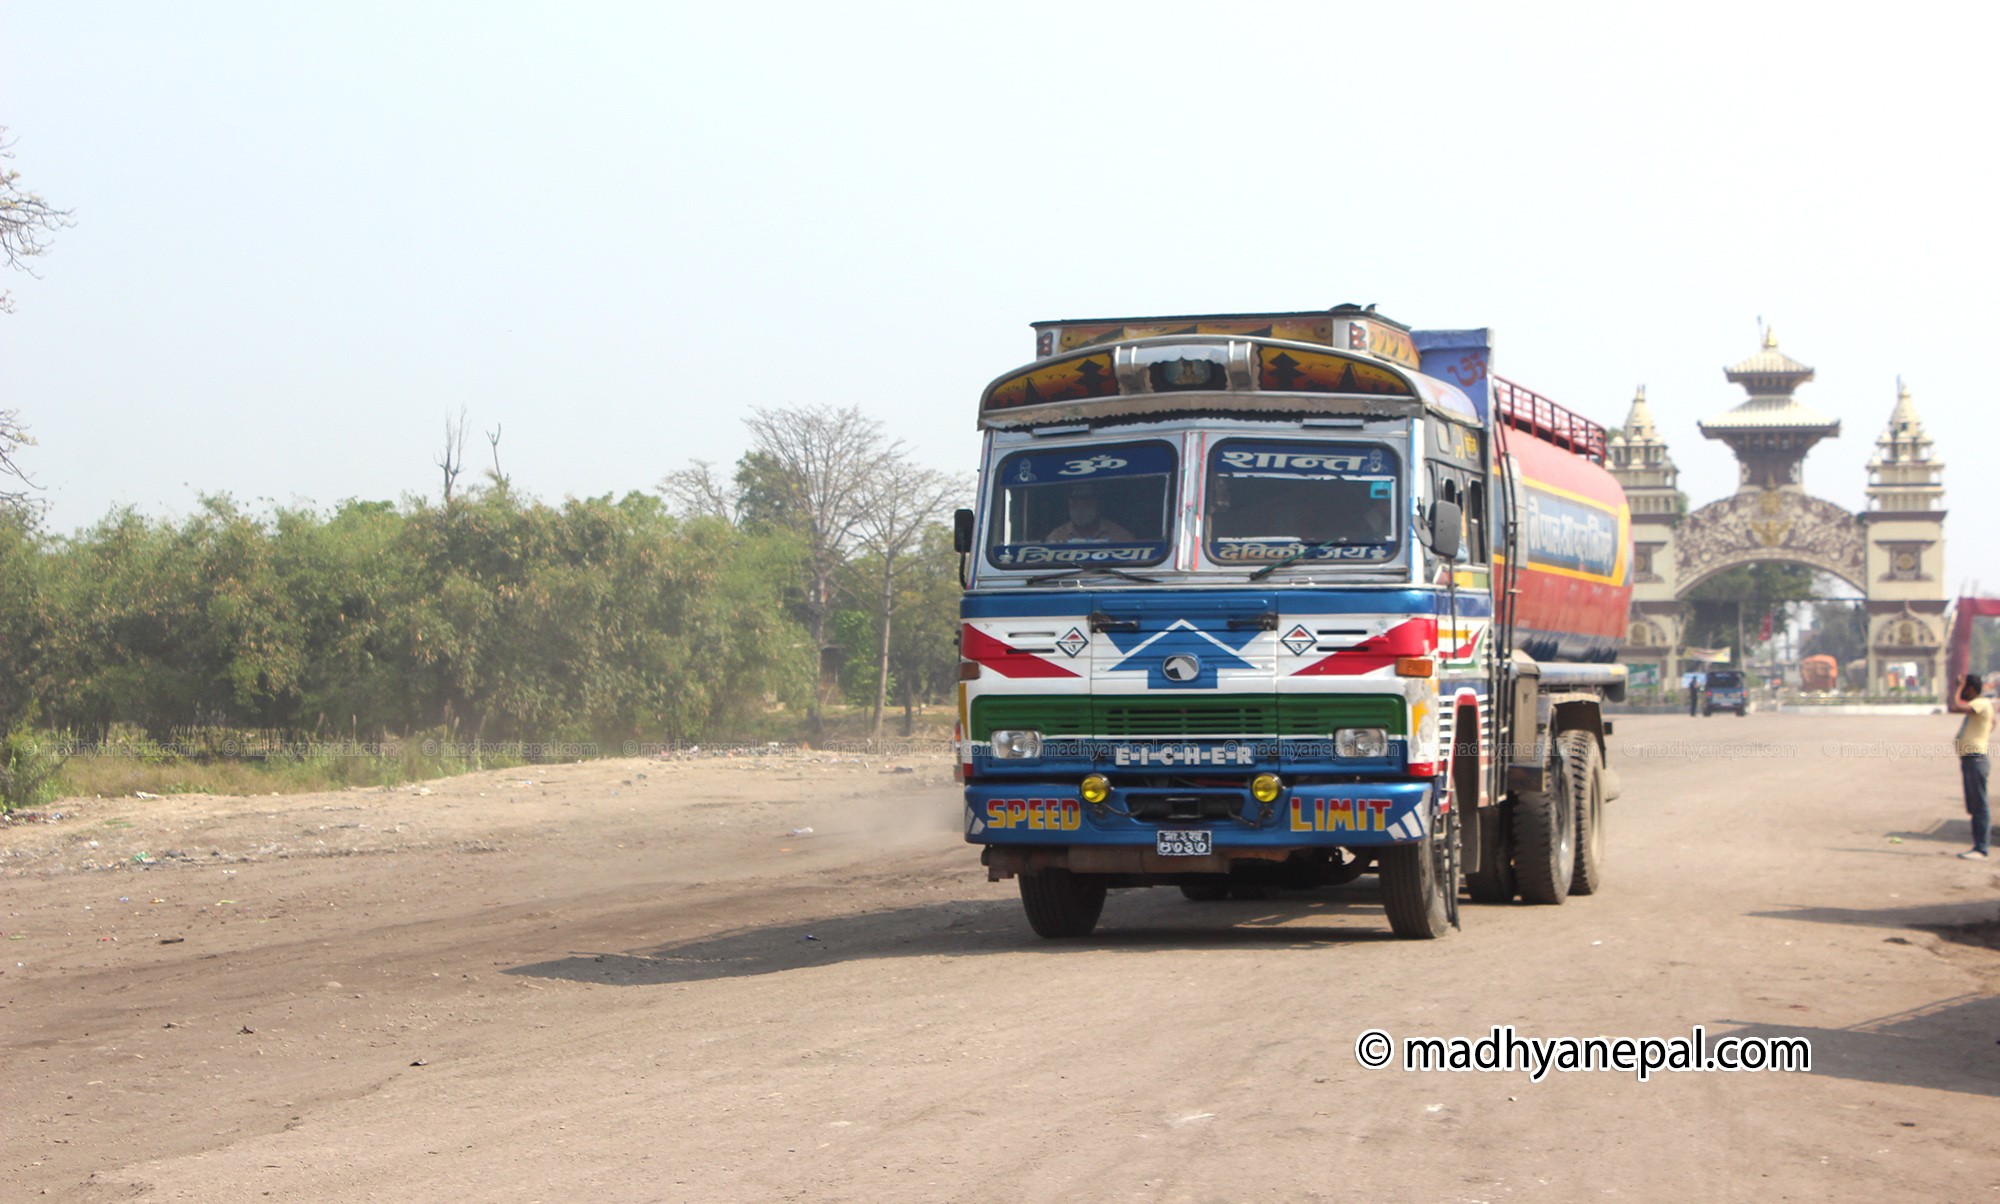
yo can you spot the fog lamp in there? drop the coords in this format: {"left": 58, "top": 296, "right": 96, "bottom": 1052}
{"left": 1250, "top": 773, "right": 1283, "bottom": 803}
{"left": 1080, "top": 774, "right": 1110, "bottom": 805}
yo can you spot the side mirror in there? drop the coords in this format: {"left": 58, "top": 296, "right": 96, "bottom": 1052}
{"left": 1427, "top": 499, "right": 1462, "bottom": 560}
{"left": 953, "top": 508, "right": 976, "bottom": 554}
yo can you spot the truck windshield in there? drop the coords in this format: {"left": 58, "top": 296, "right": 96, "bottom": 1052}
{"left": 986, "top": 440, "right": 1176, "bottom": 571}
{"left": 1204, "top": 439, "right": 1399, "bottom": 566}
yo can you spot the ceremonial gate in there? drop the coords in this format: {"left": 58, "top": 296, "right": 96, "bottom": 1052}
{"left": 1607, "top": 331, "right": 1946, "bottom": 694}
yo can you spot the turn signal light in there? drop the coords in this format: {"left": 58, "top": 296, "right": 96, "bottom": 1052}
{"left": 958, "top": 661, "right": 983, "bottom": 681}
{"left": 1080, "top": 774, "right": 1110, "bottom": 805}
{"left": 1250, "top": 773, "right": 1283, "bottom": 803}
{"left": 1396, "top": 656, "right": 1435, "bottom": 678}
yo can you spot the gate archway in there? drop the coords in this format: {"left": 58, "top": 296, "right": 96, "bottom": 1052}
{"left": 1606, "top": 338, "right": 1945, "bottom": 697}
{"left": 1674, "top": 489, "right": 1864, "bottom": 597}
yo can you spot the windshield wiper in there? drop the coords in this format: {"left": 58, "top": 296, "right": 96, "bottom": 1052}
{"left": 1248, "top": 540, "right": 1346, "bottom": 581}
{"left": 1026, "top": 566, "right": 1160, "bottom": 586}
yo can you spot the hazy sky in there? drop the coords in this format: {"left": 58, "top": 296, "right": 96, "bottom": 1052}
{"left": 3, "top": 3, "right": 1995, "bottom": 590}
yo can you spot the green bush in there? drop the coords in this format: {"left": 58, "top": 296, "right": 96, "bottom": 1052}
{"left": 0, "top": 713, "right": 65, "bottom": 811}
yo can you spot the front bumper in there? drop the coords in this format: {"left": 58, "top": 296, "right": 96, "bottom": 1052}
{"left": 964, "top": 778, "right": 1437, "bottom": 850}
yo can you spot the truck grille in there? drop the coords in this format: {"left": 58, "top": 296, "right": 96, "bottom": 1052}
{"left": 970, "top": 695, "right": 1404, "bottom": 739}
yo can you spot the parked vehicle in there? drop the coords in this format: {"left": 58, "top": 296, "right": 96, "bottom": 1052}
{"left": 1702, "top": 669, "right": 1748, "bottom": 716}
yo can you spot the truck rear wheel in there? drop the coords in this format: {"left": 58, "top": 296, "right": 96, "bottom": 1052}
{"left": 1560, "top": 730, "right": 1605, "bottom": 897}
{"left": 1380, "top": 803, "right": 1455, "bottom": 939}
{"left": 1511, "top": 755, "right": 1576, "bottom": 905}
{"left": 1019, "top": 869, "right": 1107, "bottom": 938}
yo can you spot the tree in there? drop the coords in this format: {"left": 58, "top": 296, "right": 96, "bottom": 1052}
{"left": 885, "top": 523, "right": 966, "bottom": 735}
{"left": 852, "top": 458, "right": 961, "bottom": 736}
{"left": 0, "top": 129, "right": 73, "bottom": 513}
{"left": 0, "top": 411, "right": 38, "bottom": 515}
{"left": 1681, "top": 563, "right": 1815, "bottom": 660}
{"left": 659, "top": 459, "right": 737, "bottom": 522}
{"left": 1801, "top": 599, "right": 1867, "bottom": 667}
{"left": 739, "top": 404, "right": 895, "bottom": 724}
{"left": 1970, "top": 615, "right": 2000, "bottom": 679}
{"left": 434, "top": 406, "right": 469, "bottom": 503}
{"left": 0, "top": 127, "right": 73, "bottom": 314}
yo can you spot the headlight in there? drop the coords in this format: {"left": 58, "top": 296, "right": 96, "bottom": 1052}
{"left": 1336, "top": 727, "right": 1390, "bottom": 758}
{"left": 989, "top": 729, "right": 1043, "bottom": 760}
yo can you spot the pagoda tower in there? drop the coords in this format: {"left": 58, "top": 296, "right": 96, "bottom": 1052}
{"left": 1607, "top": 387, "right": 1688, "bottom": 684}
{"left": 1698, "top": 329, "right": 1840, "bottom": 492}
{"left": 1861, "top": 379, "right": 1948, "bottom": 692}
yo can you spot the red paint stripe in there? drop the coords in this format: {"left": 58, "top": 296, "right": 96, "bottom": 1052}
{"left": 961, "top": 624, "right": 1080, "bottom": 680}
{"left": 1292, "top": 617, "right": 1436, "bottom": 677}
{"left": 1510, "top": 566, "right": 1629, "bottom": 639}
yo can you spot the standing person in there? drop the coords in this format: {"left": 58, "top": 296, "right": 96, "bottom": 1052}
{"left": 1686, "top": 671, "right": 1701, "bottom": 717}
{"left": 1949, "top": 673, "right": 1993, "bottom": 860}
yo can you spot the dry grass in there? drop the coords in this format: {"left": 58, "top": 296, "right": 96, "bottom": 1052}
{"left": 44, "top": 703, "right": 956, "bottom": 804}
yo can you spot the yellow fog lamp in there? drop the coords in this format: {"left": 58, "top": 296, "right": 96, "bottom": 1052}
{"left": 1080, "top": 774, "right": 1110, "bottom": 805}
{"left": 1250, "top": 773, "right": 1283, "bottom": 804}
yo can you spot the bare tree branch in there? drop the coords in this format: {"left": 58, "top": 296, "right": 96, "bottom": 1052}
{"left": 434, "top": 406, "right": 468, "bottom": 503}
{"left": 659, "top": 459, "right": 738, "bottom": 522}
{"left": 740, "top": 404, "right": 898, "bottom": 723}
{"left": 485, "top": 422, "right": 506, "bottom": 488}
{"left": 0, "top": 127, "right": 75, "bottom": 314}
{"left": 0, "top": 408, "right": 41, "bottom": 514}
{"left": 853, "top": 456, "right": 962, "bottom": 736}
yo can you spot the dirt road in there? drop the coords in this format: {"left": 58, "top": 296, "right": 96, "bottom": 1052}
{"left": 4, "top": 714, "right": 1998, "bottom": 1201}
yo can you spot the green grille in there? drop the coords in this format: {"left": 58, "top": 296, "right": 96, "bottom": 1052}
{"left": 970, "top": 696, "right": 1093, "bottom": 739}
{"left": 970, "top": 694, "right": 1403, "bottom": 740}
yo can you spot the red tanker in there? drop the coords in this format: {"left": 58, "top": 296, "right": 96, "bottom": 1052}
{"left": 1499, "top": 429, "right": 1633, "bottom": 664}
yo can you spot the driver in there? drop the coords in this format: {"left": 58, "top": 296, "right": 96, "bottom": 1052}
{"left": 1348, "top": 503, "right": 1393, "bottom": 543}
{"left": 1046, "top": 483, "right": 1134, "bottom": 543}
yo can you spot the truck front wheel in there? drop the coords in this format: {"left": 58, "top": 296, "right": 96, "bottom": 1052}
{"left": 1019, "top": 869, "right": 1107, "bottom": 938}
{"left": 1380, "top": 804, "right": 1455, "bottom": 939}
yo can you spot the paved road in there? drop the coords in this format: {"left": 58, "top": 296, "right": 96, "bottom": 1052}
{"left": 3, "top": 713, "right": 1997, "bottom": 1201}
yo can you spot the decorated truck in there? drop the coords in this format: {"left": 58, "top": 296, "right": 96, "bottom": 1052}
{"left": 952, "top": 305, "right": 1632, "bottom": 939}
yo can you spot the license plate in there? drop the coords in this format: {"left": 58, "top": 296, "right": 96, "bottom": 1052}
{"left": 1156, "top": 829, "right": 1212, "bottom": 856}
